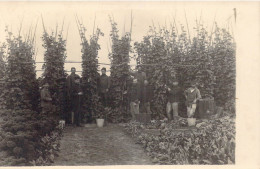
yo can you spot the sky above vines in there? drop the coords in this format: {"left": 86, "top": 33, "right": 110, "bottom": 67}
{"left": 0, "top": 2, "right": 238, "bottom": 77}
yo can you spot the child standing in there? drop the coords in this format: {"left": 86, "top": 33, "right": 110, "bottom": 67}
{"left": 184, "top": 81, "right": 202, "bottom": 118}
{"left": 166, "top": 79, "right": 181, "bottom": 120}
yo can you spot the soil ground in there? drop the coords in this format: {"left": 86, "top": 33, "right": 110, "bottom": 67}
{"left": 53, "top": 123, "right": 153, "bottom": 166}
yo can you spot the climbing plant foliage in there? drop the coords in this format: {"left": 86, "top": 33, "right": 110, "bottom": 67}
{"left": 108, "top": 18, "right": 132, "bottom": 122}
{"left": 134, "top": 22, "right": 236, "bottom": 117}
{"left": 77, "top": 21, "right": 104, "bottom": 120}
{"left": 0, "top": 29, "right": 43, "bottom": 165}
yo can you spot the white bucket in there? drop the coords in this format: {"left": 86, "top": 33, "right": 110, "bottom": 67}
{"left": 187, "top": 118, "right": 196, "bottom": 126}
{"left": 96, "top": 119, "right": 105, "bottom": 128}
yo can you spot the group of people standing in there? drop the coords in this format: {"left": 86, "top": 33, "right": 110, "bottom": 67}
{"left": 40, "top": 65, "right": 202, "bottom": 126}
{"left": 127, "top": 65, "right": 202, "bottom": 121}
{"left": 40, "top": 66, "right": 111, "bottom": 126}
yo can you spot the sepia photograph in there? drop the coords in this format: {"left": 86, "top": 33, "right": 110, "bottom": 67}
{"left": 0, "top": 1, "right": 259, "bottom": 168}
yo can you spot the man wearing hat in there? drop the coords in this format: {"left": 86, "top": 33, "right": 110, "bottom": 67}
{"left": 66, "top": 67, "right": 81, "bottom": 123}
{"left": 98, "top": 67, "right": 110, "bottom": 107}
{"left": 67, "top": 67, "right": 81, "bottom": 100}
{"left": 40, "top": 82, "right": 52, "bottom": 113}
{"left": 165, "top": 78, "right": 181, "bottom": 120}
{"left": 184, "top": 80, "right": 201, "bottom": 118}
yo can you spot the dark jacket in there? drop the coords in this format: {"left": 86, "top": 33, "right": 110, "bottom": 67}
{"left": 129, "top": 83, "right": 141, "bottom": 103}
{"left": 184, "top": 87, "right": 201, "bottom": 105}
{"left": 98, "top": 74, "right": 110, "bottom": 93}
{"left": 166, "top": 85, "right": 181, "bottom": 103}
{"left": 130, "top": 71, "right": 146, "bottom": 87}
{"left": 143, "top": 84, "right": 153, "bottom": 103}
{"left": 71, "top": 83, "right": 83, "bottom": 112}
{"left": 66, "top": 73, "right": 81, "bottom": 97}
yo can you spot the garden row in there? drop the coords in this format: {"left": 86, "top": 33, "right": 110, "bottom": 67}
{"left": 123, "top": 114, "right": 235, "bottom": 164}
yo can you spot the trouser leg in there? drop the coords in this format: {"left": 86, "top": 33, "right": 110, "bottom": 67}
{"left": 191, "top": 104, "right": 197, "bottom": 117}
{"left": 145, "top": 102, "right": 151, "bottom": 114}
{"left": 187, "top": 104, "right": 196, "bottom": 118}
{"left": 187, "top": 106, "right": 191, "bottom": 118}
{"left": 166, "top": 102, "right": 172, "bottom": 120}
{"left": 172, "top": 102, "right": 179, "bottom": 117}
{"left": 74, "top": 110, "right": 81, "bottom": 126}
{"left": 130, "top": 102, "right": 136, "bottom": 120}
{"left": 104, "top": 92, "right": 108, "bottom": 107}
{"left": 135, "top": 103, "right": 140, "bottom": 114}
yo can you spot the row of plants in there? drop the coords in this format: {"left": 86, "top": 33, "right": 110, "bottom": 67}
{"left": 134, "top": 22, "right": 235, "bottom": 117}
{"left": 0, "top": 24, "right": 65, "bottom": 165}
{"left": 123, "top": 114, "right": 235, "bottom": 164}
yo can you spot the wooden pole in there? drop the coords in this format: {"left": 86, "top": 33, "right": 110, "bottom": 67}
{"left": 184, "top": 9, "right": 191, "bottom": 45}
{"left": 93, "top": 14, "right": 96, "bottom": 36}
{"left": 41, "top": 14, "right": 47, "bottom": 34}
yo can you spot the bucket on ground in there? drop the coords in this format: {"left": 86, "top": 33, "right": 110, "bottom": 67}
{"left": 96, "top": 119, "right": 105, "bottom": 127}
{"left": 187, "top": 118, "right": 196, "bottom": 126}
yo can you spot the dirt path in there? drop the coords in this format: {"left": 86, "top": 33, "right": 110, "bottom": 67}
{"left": 53, "top": 124, "right": 153, "bottom": 166}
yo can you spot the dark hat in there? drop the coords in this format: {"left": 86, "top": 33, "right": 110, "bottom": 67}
{"left": 71, "top": 67, "right": 76, "bottom": 70}
{"left": 101, "top": 67, "right": 106, "bottom": 71}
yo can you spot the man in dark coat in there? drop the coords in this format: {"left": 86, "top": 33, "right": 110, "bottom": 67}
{"left": 66, "top": 67, "right": 81, "bottom": 124}
{"left": 98, "top": 67, "right": 110, "bottom": 107}
{"left": 166, "top": 79, "right": 181, "bottom": 120}
{"left": 71, "top": 76, "right": 83, "bottom": 126}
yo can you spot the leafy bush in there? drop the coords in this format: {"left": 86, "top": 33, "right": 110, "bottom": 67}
{"left": 108, "top": 18, "right": 132, "bottom": 122}
{"left": 124, "top": 116, "right": 235, "bottom": 165}
{"left": 31, "top": 127, "right": 63, "bottom": 166}
{"left": 76, "top": 19, "right": 104, "bottom": 121}
{"left": 0, "top": 30, "right": 44, "bottom": 165}
{"left": 41, "top": 29, "right": 67, "bottom": 117}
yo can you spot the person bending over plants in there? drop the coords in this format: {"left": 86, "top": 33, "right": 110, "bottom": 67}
{"left": 184, "top": 81, "right": 201, "bottom": 118}
{"left": 129, "top": 78, "right": 141, "bottom": 120}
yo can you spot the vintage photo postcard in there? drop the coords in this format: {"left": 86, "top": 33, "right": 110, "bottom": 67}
{"left": 0, "top": 1, "right": 259, "bottom": 169}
